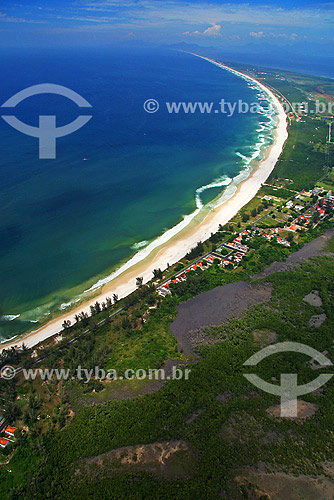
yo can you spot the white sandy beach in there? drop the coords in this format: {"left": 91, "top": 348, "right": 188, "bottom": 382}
{"left": 0, "top": 56, "right": 288, "bottom": 352}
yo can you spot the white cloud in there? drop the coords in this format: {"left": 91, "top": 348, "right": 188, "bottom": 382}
{"left": 183, "top": 23, "right": 222, "bottom": 37}
{"left": 275, "top": 32, "right": 299, "bottom": 40}
{"left": 0, "top": 12, "right": 46, "bottom": 24}
{"left": 78, "top": 1, "right": 332, "bottom": 28}
{"left": 203, "top": 23, "right": 222, "bottom": 36}
{"left": 250, "top": 30, "right": 299, "bottom": 40}
{"left": 8, "top": 1, "right": 328, "bottom": 40}
{"left": 250, "top": 31, "right": 265, "bottom": 38}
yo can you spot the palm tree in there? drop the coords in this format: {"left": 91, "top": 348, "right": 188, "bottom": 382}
{"left": 136, "top": 277, "right": 143, "bottom": 288}
{"left": 153, "top": 268, "right": 163, "bottom": 279}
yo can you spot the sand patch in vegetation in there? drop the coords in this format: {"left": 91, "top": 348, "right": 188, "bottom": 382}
{"left": 303, "top": 290, "right": 323, "bottom": 307}
{"left": 253, "top": 329, "right": 278, "bottom": 345}
{"left": 267, "top": 400, "right": 318, "bottom": 420}
{"left": 309, "top": 313, "right": 327, "bottom": 328}
{"left": 74, "top": 440, "right": 197, "bottom": 480}
{"left": 235, "top": 471, "right": 334, "bottom": 500}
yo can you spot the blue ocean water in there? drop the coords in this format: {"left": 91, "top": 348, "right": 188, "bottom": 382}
{"left": 0, "top": 47, "right": 275, "bottom": 340}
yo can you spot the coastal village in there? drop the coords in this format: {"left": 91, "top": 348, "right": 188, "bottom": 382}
{"left": 157, "top": 183, "right": 334, "bottom": 297}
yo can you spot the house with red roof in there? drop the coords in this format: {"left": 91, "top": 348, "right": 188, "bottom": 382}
{"left": 4, "top": 426, "right": 16, "bottom": 437}
{"left": 277, "top": 237, "right": 290, "bottom": 247}
{"left": 0, "top": 437, "right": 9, "bottom": 448}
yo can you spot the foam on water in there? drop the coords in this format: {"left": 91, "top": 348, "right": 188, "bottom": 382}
{"left": 195, "top": 175, "right": 232, "bottom": 209}
{"left": 59, "top": 298, "right": 81, "bottom": 310}
{"left": 1, "top": 314, "right": 20, "bottom": 321}
{"left": 131, "top": 241, "right": 149, "bottom": 250}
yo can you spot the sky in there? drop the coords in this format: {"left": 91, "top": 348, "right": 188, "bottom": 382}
{"left": 0, "top": 0, "right": 333, "bottom": 58}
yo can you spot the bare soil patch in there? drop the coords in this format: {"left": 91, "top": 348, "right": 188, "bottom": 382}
{"left": 73, "top": 440, "right": 197, "bottom": 481}
{"left": 253, "top": 329, "right": 278, "bottom": 345}
{"left": 309, "top": 313, "right": 327, "bottom": 328}
{"left": 303, "top": 290, "right": 323, "bottom": 307}
{"left": 170, "top": 282, "right": 272, "bottom": 355}
{"left": 253, "top": 228, "right": 334, "bottom": 279}
{"left": 267, "top": 400, "right": 318, "bottom": 420}
{"left": 235, "top": 471, "right": 334, "bottom": 500}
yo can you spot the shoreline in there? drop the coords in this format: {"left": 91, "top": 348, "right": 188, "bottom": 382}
{"left": 0, "top": 56, "right": 288, "bottom": 352}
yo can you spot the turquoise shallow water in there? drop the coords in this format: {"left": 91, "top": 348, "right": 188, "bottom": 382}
{"left": 0, "top": 47, "right": 275, "bottom": 340}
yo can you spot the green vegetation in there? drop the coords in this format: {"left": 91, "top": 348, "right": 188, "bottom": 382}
{"left": 2, "top": 255, "right": 334, "bottom": 499}
{"left": 261, "top": 185, "right": 296, "bottom": 199}
{"left": 268, "top": 117, "right": 328, "bottom": 191}
{"left": 325, "top": 235, "right": 334, "bottom": 252}
{"left": 317, "top": 170, "right": 334, "bottom": 191}
{"left": 230, "top": 62, "right": 332, "bottom": 192}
